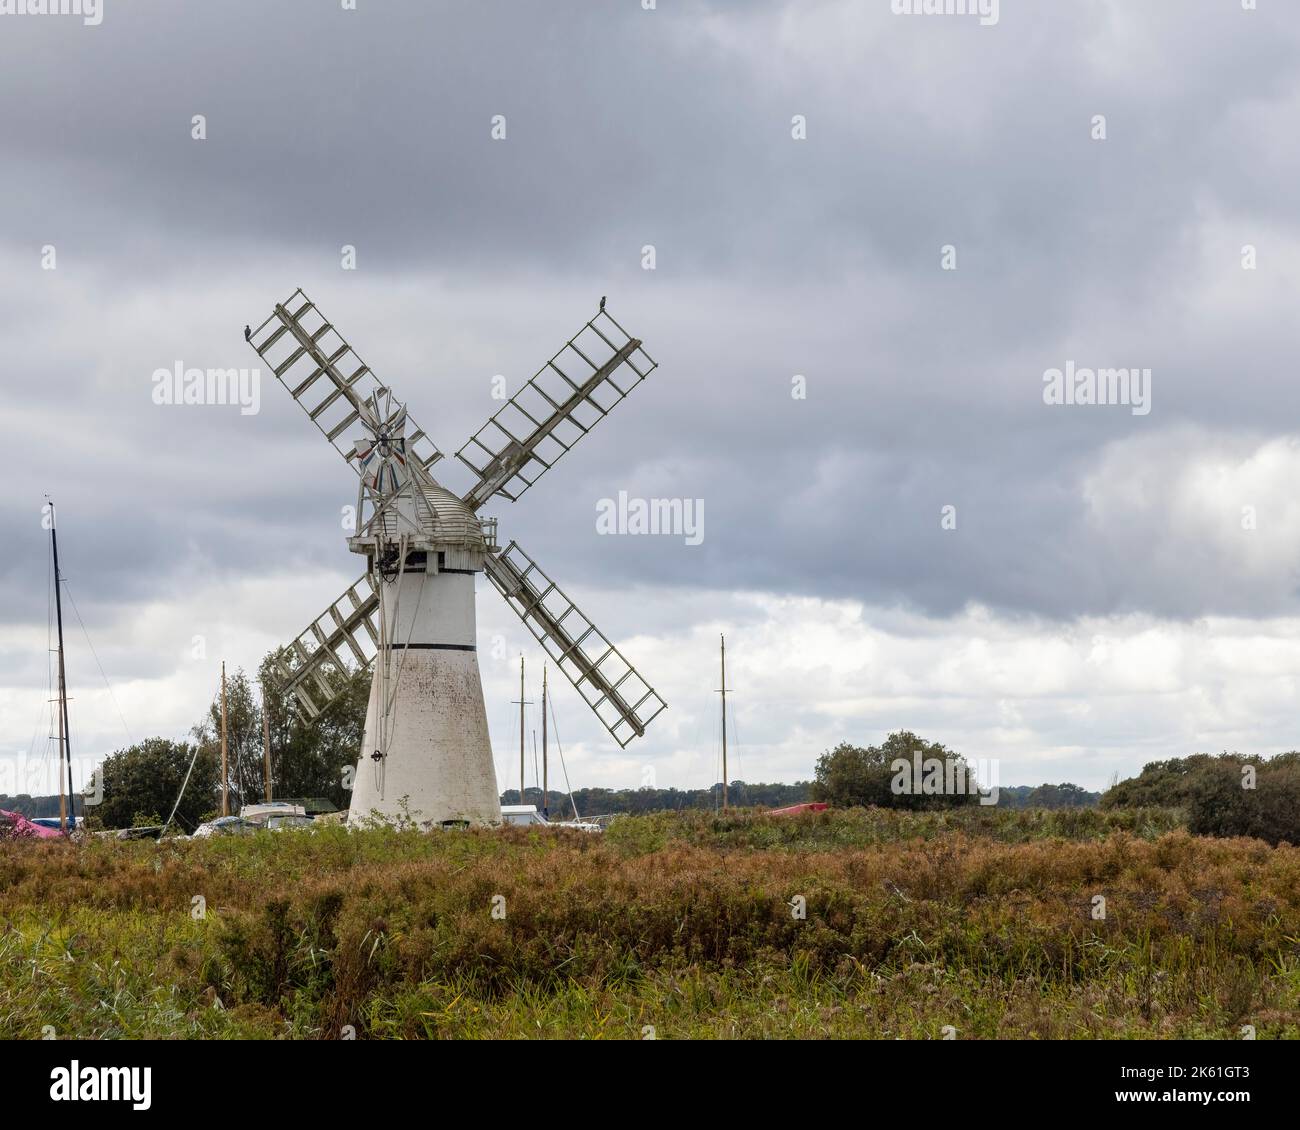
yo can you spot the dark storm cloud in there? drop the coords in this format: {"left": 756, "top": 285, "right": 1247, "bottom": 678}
{"left": 3, "top": 0, "right": 1300, "bottom": 650}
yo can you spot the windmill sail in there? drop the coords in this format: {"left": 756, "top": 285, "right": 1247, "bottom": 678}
{"left": 484, "top": 540, "right": 666, "bottom": 748}
{"left": 457, "top": 303, "right": 656, "bottom": 511}
{"left": 247, "top": 288, "right": 443, "bottom": 478}
{"left": 271, "top": 575, "right": 379, "bottom": 720}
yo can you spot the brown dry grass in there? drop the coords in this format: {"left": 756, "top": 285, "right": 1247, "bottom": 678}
{"left": 1, "top": 810, "right": 1297, "bottom": 1038}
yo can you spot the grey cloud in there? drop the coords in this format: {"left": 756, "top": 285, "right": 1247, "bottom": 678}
{"left": 3, "top": 0, "right": 1300, "bottom": 701}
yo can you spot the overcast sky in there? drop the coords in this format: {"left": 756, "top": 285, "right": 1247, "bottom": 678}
{"left": 3, "top": 0, "right": 1300, "bottom": 799}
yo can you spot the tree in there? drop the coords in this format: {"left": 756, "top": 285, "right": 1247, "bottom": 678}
{"left": 258, "top": 649, "right": 370, "bottom": 811}
{"left": 189, "top": 654, "right": 371, "bottom": 815}
{"left": 93, "top": 738, "right": 218, "bottom": 832}
{"left": 999, "top": 782, "right": 1099, "bottom": 809}
{"left": 810, "top": 742, "right": 892, "bottom": 808}
{"left": 192, "top": 667, "right": 264, "bottom": 812}
{"left": 811, "top": 731, "right": 980, "bottom": 810}
{"left": 1100, "top": 754, "right": 1218, "bottom": 809}
{"left": 1186, "top": 755, "right": 1300, "bottom": 846}
{"left": 85, "top": 650, "right": 369, "bottom": 831}
{"left": 1103, "top": 751, "right": 1300, "bottom": 845}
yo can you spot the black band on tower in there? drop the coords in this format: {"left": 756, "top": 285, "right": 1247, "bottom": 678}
{"left": 380, "top": 643, "right": 477, "bottom": 652}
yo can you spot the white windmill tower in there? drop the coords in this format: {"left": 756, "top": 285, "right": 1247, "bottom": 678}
{"left": 245, "top": 288, "right": 666, "bottom": 827}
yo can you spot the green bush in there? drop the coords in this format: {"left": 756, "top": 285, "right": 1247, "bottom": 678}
{"left": 1186, "top": 759, "right": 1300, "bottom": 845}
{"left": 1106, "top": 752, "right": 1300, "bottom": 846}
{"left": 810, "top": 731, "right": 983, "bottom": 810}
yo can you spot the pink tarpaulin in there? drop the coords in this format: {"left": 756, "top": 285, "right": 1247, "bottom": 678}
{"left": 0, "top": 810, "right": 64, "bottom": 838}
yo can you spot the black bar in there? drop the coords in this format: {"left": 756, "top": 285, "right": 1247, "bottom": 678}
{"left": 380, "top": 643, "right": 476, "bottom": 651}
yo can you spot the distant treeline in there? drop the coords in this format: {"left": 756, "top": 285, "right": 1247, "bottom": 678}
{"left": 3, "top": 779, "right": 1101, "bottom": 824}
{"left": 997, "top": 784, "right": 1099, "bottom": 809}
{"left": 0, "top": 794, "right": 67, "bottom": 819}
{"left": 503, "top": 780, "right": 1102, "bottom": 815}
{"left": 501, "top": 781, "right": 813, "bottom": 816}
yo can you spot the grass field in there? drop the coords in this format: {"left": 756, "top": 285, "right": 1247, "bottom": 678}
{"left": 2, "top": 807, "right": 1298, "bottom": 1039}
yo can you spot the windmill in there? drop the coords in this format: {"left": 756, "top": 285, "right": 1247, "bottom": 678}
{"left": 245, "top": 288, "right": 667, "bottom": 828}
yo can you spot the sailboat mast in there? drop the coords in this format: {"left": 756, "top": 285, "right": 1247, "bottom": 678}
{"left": 720, "top": 634, "right": 728, "bottom": 812}
{"left": 56, "top": 673, "right": 66, "bottom": 833}
{"left": 261, "top": 676, "right": 272, "bottom": 803}
{"left": 220, "top": 661, "right": 229, "bottom": 817}
{"left": 50, "top": 505, "right": 75, "bottom": 832}
{"left": 541, "top": 665, "right": 548, "bottom": 820}
{"left": 519, "top": 655, "right": 525, "bottom": 806}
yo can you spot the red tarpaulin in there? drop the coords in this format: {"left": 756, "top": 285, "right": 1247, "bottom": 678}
{"left": 767, "top": 802, "right": 829, "bottom": 817}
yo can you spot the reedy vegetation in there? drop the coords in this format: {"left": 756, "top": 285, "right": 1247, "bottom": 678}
{"left": 1, "top": 807, "right": 1297, "bottom": 1039}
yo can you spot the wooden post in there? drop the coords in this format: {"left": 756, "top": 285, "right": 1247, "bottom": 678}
{"left": 720, "top": 635, "right": 728, "bottom": 812}
{"left": 519, "top": 655, "right": 525, "bottom": 807}
{"left": 541, "top": 665, "right": 548, "bottom": 820}
{"left": 262, "top": 677, "right": 272, "bottom": 803}
{"left": 221, "top": 661, "right": 229, "bottom": 817}
{"left": 511, "top": 656, "right": 533, "bottom": 809}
